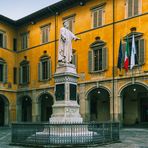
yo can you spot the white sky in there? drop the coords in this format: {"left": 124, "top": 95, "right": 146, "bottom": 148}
{"left": 0, "top": 0, "right": 60, "bottom": 20}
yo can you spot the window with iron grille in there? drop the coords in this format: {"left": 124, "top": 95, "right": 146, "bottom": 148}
{"left": 38, "top": 56, "right": 52, "bottom": 81}
{"left": 41, "top": 25, "right": 49, "bottom": 44}
{"left": 21, "top": 32, "right": 29, "bottom": 49}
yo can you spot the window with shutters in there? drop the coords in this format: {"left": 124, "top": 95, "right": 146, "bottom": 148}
{"left": 38, "top": 55, "right": 52, "bottom": 81}
{"left": 122, "top": 30, "right": 145, "bottom": 68}
{"left": 63, "top": 16, "right": 75, "bottom": 32}
{"left": 21, "top": 32, "right": 29, "bottom": 49}
{"left": 126, "top": 0, "right": 141, "bottom": 18}
{"left": 19, "top": 60, "right": 30, "bottom": 84}
{"left": 0, "top": 31, "right": 7, "bottom": 48}
{"left": 41, "top": 25, "right": 49, "bottom": 44}
{"left": 92, "top": 6, "right": 104, "bottom": 28}
{"left": 0, "top": 58, "right": 7, "bottom": 83}
{"left": 88, "top": 37, "right": 108, "bottom": 73}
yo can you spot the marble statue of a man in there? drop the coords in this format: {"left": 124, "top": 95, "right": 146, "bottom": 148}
{"left": 58, "top": 21, "right": 80, "bottom": 63}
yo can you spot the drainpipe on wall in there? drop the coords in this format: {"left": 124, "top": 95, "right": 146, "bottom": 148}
{"left": 48, "top": 7, "right": 58, "bottom": 72}
{"left": 112, "top": 0, "right": 115, "bottom": 122}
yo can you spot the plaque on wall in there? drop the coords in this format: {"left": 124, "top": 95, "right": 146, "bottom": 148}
{"left": 70, "top": 84, "right": 77, "bottom": 100}
{"left": 55, "top": 84, "right": 65, "bottom": 101}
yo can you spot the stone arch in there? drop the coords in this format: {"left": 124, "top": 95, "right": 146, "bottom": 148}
{"left": 85, "top": 85, "right": 111, "bottom": 99}
{"left": 37, "top": 91, "right": 54, "bottom": 122}
{"left": 0, "top": 94, "right": 9, "bottom": 126}
{"left": 86, "top": 85, "right": 111, "bottom": 122}
{"left": 119, "top": 81, "right": 148, "bottom": 125}
{"left": 118, "top": 81, "right": 148, "bottom": 96}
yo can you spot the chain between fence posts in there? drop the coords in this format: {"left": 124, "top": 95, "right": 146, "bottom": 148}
{"left": 111, "top": 122, "right": 112, "bottom": 142}
{"left": 102, "top": 123, "right": 105, "bottom": 144}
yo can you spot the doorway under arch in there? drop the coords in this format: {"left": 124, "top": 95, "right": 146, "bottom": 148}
{"left": 0, "top": 95, "right": 9, "bottom": 126}
{"left": 88, "top": 87, "right": 110, "bottom": 122}
{"left": 121, "top": 83, "right": 148, "bottom": 125}
{"left": 21, "top": 96, "right": 32, "bottom": 122}
{"left": 39, "top": 93, "right": 54, "bottom": 122}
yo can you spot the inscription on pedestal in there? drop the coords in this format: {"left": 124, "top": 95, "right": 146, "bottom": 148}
{"left": 70, "top": 84, "right": 77, "bottom": 101}
{"left": 55, "top": 84, "right": 65, "bottom": 101}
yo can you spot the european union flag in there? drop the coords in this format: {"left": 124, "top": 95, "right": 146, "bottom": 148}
{"left": 117, "top": 39, "right": 122, "bottom": 71}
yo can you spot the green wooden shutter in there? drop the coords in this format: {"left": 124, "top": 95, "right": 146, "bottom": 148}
{"left": 69, "top": 19, "right": 73, "bottom": 32}
{"left": 3, "top": 34, "right": 7, "bottom": 48}
{"left": 98, "top": 9, "right": 103, "bottom": 26}
{"left": 102, "top": 47, "right": 108, "bottom": 70}
{"left": 48, "top": 58, "right": 52, "bottom": 79}
{"left": 19, "top": 67, "right": 23, "bottom": 84}
{"left": 128, "top": 0, "right": 133, "bottom": 17}
{"left": 139, "top": 39, "right": 145, "bottom": 65}
{"left": 27, "top": 65, "right": 30, "bottom": 83}
{"left": 88, "top": 50, "right": 93, "bottom": 73}
{"left": 93, "top": 10, "right": 98, "bottom": 28}
{"left": 134, "top": 0, "right": 139, "bottom": 15}
{"left": 38, "top": 62, "right": 42, "bottom": 81}
{"left": 3, "top": 63, "right": 7, "bottom": 83}
{"left": 122, "top": 43, "right": 126, "bottom": 67}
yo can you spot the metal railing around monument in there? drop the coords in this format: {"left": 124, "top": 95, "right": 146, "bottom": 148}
{"left": 11, "top": 122, "right": 120, "bottom": 147}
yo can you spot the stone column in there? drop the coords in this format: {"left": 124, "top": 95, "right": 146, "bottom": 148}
{"left": 32, "top": 90, "right": 39, "bottom": 122}
{"left": 79, "top": 84, "right": 86, "bottom": 120}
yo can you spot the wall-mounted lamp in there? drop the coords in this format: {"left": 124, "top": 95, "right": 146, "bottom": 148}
{"left": 79, "top": 0, "right": 85, "bottom": 6}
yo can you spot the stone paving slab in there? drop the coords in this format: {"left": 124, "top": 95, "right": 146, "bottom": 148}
{"left": 0, "top": 127, "right": 148, "bottom": 148}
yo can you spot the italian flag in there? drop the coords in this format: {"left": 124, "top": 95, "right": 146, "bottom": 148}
{"left": 124, "top": 37, "right": 129, "bottom": 71}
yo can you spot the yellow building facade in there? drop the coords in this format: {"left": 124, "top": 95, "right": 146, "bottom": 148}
{"left": 0, "top": 0, "right": 148, "bottom": 126}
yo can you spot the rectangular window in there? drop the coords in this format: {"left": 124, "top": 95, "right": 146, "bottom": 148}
{"left": 13, "top": 38, "right": 17, "bottom": 51}
{"left": 22, "top": 65, "right": 28, "bottom": 83}
{"left": 0, "top": 33, "right": 3, "bottom": 47}
{"left": 0, "top": 64, "right": 3, "bottom": 82}
{"left": 93, "top": 48, "right": 103, "bottom": 71}
{"left": 41, "top": 25, "right": 49, "bottom": 44}
{"left": 127, "top": 0, "right": 139, "bottom": 17}
{"left": 42, "top": 60, "right": 48, "bottom": 80}
{"left": 13, "top": 67, "right": 17, "bottom": 84}
{"left": 21, "top": 33, "right": 28, "bottom": 49}
{"left": 63, "top": 16, "right": 75, "bottom": 32}
{"left": 0, "top": 32, "right": 7, "bottom": 48}
{"left": 92, "top": 7, "right": 104, "bottom": 28}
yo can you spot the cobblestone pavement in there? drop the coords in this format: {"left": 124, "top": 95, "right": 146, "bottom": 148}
{"left": 0, "top": 127, "right": 148, "bottom": 148}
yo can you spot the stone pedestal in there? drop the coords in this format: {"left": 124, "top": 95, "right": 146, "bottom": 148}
{"left": 49, "top": 63, "right": 83, "bottom": 123}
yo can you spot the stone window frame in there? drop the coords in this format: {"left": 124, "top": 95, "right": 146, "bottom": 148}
{"left": 21, "top": 32, "right": 29, "bottom": 50}
{"left": 0, "top": 58, "right": 7, "bottom": 83}
{"left": 91, "top": 3, "right": 106, "bottom": 29}
{"left": 63, "top": 14, "right": 76, "bottom": 33}
{"left": 122, "top": 29, "right": 145, "bottom": 68}
{"left": 0, "top": 30, "right": 7, "bottom": 48}
{"left": 38, "top": 55, "right": 52, "bottom": 82}
{"left": 40, "top": 24, "right": 50, "bottom": 44}
{"left": 19, "top": 60, "right": 30, "bottom": 85}
{"left": 88, "top": 37, "right": 108, "bottom": 73}
{"left": 125, "top": 0, "right": 142, "bottom": 18}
